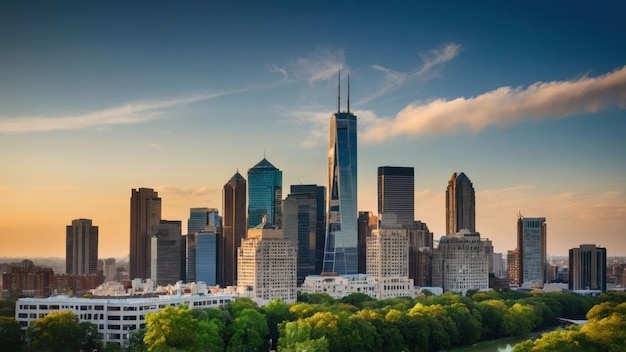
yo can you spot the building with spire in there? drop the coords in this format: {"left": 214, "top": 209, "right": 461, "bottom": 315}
{"left": 323, "top": 71, "right": 358, "bottom": 275}
{"left": 130, "top": 188, "right": 161, "bottom": 280}
{"left": 247, "top": 158, "right": 282, "bottom": 229}
{"left": 66, "top": 219, "right": 98, "bottom": 275}
{"left": 221, "top": 172, "right": 246, "bottom": 287}
{"left": 445, "top": 172, "right": 475, "bottom": 234}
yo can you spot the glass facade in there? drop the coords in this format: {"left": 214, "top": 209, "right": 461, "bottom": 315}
{"left": 323, "top": 112, "right": 358, "bottom": 275}
{"left": 247, "top": 158, "right": 282, "bottom": 228}
{"left": 186, "top": 208, "right": 221, "bottom": 283}
{"left": 377, "top": 166, "right": 414, "bottom": 227}
{"left": 196, "top": 231, "right": 218, "bottom": 286}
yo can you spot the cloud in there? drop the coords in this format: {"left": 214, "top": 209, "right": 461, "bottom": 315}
{"left": 0, "top": 91, "right": 232, "bottom": 133}
{"left": 359, "top": 43, "right": 462, "bottom": 105}
{"left": 362, "top": 66, "right": 626, "bottom": 143}
{"left": 296, "top": 48, "right": 346, "bottom": 83}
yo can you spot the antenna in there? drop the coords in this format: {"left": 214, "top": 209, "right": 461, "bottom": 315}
{"left": 347, "top": 73, "right": 350, "bottom": 113}
{"left": 337, "top": 69, "right": 341, "bottom": 113}
{"left": 263, "top": 147, "right": 266, "bottom": 159}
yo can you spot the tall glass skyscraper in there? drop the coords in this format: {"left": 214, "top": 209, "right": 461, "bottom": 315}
{"left": 378, "top": 166, "right": 415, "bottom": 227}
{"left": 247, "top": 158, "right": 282, "bottom": 228}
{"left": 445, "top": 172, "right": 476, "bottom": 234}
{"left": 186, "top": 208, "right": 220, "bottom": 283}
{"left": 221, "top": 172, "right": 246, "bottom": 287}
{"left": 323, "top": 81, "right": 358, "bottom": 274}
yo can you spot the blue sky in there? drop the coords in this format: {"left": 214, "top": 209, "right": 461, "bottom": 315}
{"left": 1, "top": 1, "right": 625, "bottom": 258}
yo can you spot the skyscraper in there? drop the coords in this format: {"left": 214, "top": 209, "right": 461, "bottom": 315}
{"left": 65, "top": 219, "right": 98, "bottom": 275}
{"left": 282, "top": 185, "right": 325, "bottom": 284}
{"left": 130, "top": 188, "right": 161, "bottom": 280}
{"left": 323, "top": 73, "right": 358, "bottom": 275}
{"left": 512, "top": 216, "right": 547, "bottom": 287}
{"left": 186, "top": 208, "right": 221, "bottom": 283}
{"left": 378, "top": 166, "right": 414, "bottom": 227}
{"left": 445, "top": 172, "right": 475, "bottom": 234}
{"left": 221, "top": 172, "right": 246, "bottom": 287}
{"left": 357, "top": 211, "right": 377, "bottom": 274}
{"left": 569, "top": 244, "right": 606, "bottom": 291}
{"left": 247, "top": 158, "right": 283, "bottom": 228}
{"left": 151, "top": 220, "right": 182, "bottom": 286}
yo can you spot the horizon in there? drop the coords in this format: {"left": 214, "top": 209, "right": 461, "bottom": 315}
{"left": 1, "top": 1, "right": 625, "bottom": 258}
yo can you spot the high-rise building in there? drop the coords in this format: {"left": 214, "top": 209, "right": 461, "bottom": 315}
{"left": 196, "top": 227, "right": 219, "bottom": 286}
{"left": 151, "top": 220, "right": 182, "bottom": 286}
{"left": 221, "top": 172, "right": 247, "bottom": 287}
{"left": 366, "top": 214, "right": 413, "bottom": 299}
{"left": 358, "top": 212, "right": 377, "bottom": 274}
{"left": 247, "top": 158, "right": 282, "bottom": 228}
{"left": 445, "top": 172, "right": 475, "bottom": 234}
{"left": 407, "top": 221, "right": 434, "bottom": 287}
{"left": 323, "top": 73, "right": 358, "bottom": 275}
{"left": 237, "top": 217, "right": 297, "bottom": 303}
{"left": 186, "top": 208, "right": 221, "bottom": 283}
{"left": 569, "top": 244, "right": 607, "bottom": 291}
{"left": 66, "top": 219, "right": 98, "bottom": 275}
{"left": 432, "top": 230, "right": 490, "bottom": 294}
{"left": 377, "top": 166, "right": 414, "bottom": 227}
{"left": 130, "top": 188, "right": 161, "bottom": 280}
{"left": 282, "top": 185, "right": 325, "bottom": 284}
{"left": 511, "top": 216, "right": 547, "bottom": 287}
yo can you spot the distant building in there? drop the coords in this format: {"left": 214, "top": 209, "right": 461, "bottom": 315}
{"left": 150, "top": 220, "right": 182, "bottom": 286}
{"left": 407, "top": 221, "right": 434, "bottom": 287}
{"left": 357, "top": 211, "right": 377, "bottom": 274}
{"left": 195, "top": 228, "right": 219, "bottom": 286}
{"left": 323, "top": 76, "right": 358, "bottom": 275}
{"left": 493, "top": 252, "right": 505, "bottom": 278}
{"left": 221, "top": 172, "right": 247, "bottom": 287}
{"left": 248, "top": 158, "right": 282, "bottom": 228}
{"left": 130, "top": 188, "right": 161, "bottom": 280}
{"left": 507, "top": 249, "right": 521, "bottom": 285}
{"left": 432, "top": 230, "right": 490, "bottom": 294}
{"left": 300, "top": 274, "right": 376, "bottom": 299}
{"left": 66, "top": 219, "right": 99, "bottom": 275}
{"left": 2, "top": 260, "right": 54, "bottom": 297}
{"left": 445, "top": 172, "right": 475, "bottom": 234}
{"left": 511, "top": 216, "right": 547, "bottom": 287}
{"left": 569, "top": 244, "right": 607, "bottom": 291}
{"left": 237, "top": 217, "right": 297, "bottom": 303}
{"left": 53, "top": 273, "right": 103, "bottom": 296}
{"left": 283, "top": 185, "right": 325, "bottom": 284}
{"left": 377, "top": 166, "right": 414, "bottom": 227}
{"left": 366, "top": 214, "right": 414, "bottom": 299}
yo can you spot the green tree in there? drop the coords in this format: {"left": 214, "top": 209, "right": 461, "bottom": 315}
{"left": 226, "top": 308, "right": 269, "bottom": 352}
{"left": 0, "top": 316, "right": 23, "bottom": 351}
{"left": 143, "top": 306, "right": 199, "bottom": 351}
{"left": 26, "top": 310, "right": 102, "bottom": 351}
{"left": 278, "top": 320, "right": 328, "bottom": 352}
{"left": 262, "top": 299, "right": 294, "bottom": 351}
{"left": 0, "top": 298, "right": 16, "bottom": 317}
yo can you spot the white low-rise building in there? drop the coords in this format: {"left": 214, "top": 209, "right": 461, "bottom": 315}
{"left": 300, "top": 274, "right": 377, "bottom": 299}
{"left": 16, "top": 293, "right": 233, "bottom": 347}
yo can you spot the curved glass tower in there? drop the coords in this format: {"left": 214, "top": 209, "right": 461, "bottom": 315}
{"left": 323, "top": 110, "right": 358, "bottom": 274}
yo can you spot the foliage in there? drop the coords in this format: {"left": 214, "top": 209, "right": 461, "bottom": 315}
{"left": 144, "top": 306, "right": 200, "bottom": 351}
{"left": 0, "top": 298, "right": 16, "bottom": 317}
{"left": 0, "top": 316, "right": 23, "bottom": 351}
{"left": 26, "top": 310, "right": 102, "bottom": 351}
{"left": 226, "top": 308, "right": 269, "bottom": 352}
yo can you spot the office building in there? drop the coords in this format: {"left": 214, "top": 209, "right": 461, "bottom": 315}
{"left": 445, "top": 172, "right": 475, "bottom": 234}
{"left": 66, "top": 219, "right": 99, "bottom": 275}
{"left": 130, "top": 188, "right": 161, "bottom": 280}
{"left": 323, "top": 73, "right": 358, "bottom": 275}
{"left": 377, "top": 166, "right": 414, "bottom": 227}
{"left": 512, "top": 216, "right": 547, "bottom": 287}
{"left": 569, "top": 244, "right": 607, "bottom": 291}
{"left": 221, "top": 172, "right": 246, "bottom": 287}
{"left": 237, "top": 217, "right": 297, "bottom": 303}
{"left": 432, "top": 230, "right": 490, "bottom": 294}
{"left": 247, "top": 158, "right": 282, "bottom": 228}
{"left": 195, "top": 228, "right": 219, "bottom": 286}
{"left": 150, "top": 220, "right": 182, "bottom": 286}
{"left": 366, "top": 214, "right": 414, "bottom": 299}
{"left": 283, "top": 185, "right": 326, "bottom": 284}
{"left": 186, "top": 208, "right": 221, "bottom": 283}
{"left": 16, "top": 293, "right": 233, "bottom": 347}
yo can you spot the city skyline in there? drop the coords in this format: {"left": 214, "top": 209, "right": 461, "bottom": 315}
{"left": 1, "top": 2, "right": 625, "bottom": 258}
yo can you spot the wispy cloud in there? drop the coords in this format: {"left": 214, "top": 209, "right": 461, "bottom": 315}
{"left": 359, "top": 43, "right": 462, "bottom": 105}
{"left": 296, "top": 48, "right": 346, "bottom": 83}
{"left": 362, "top": 66, "right": 626, "bottom": 143}
{"left": 0, "top": 91, "right": 233, "bottom": 133}
{"left": 154, "top": 185, "right": 217, "bottom": 197}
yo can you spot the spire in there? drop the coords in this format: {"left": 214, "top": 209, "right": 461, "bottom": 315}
{"left": 347, "top": 73, "right": 350, "bottom": 114}
{"left": 337, "top": 69, "right": 341, "bottom": 113}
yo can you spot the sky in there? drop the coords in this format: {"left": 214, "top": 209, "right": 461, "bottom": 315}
{"left": 1, "top": 1, "right": 625, "bottom": 259}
